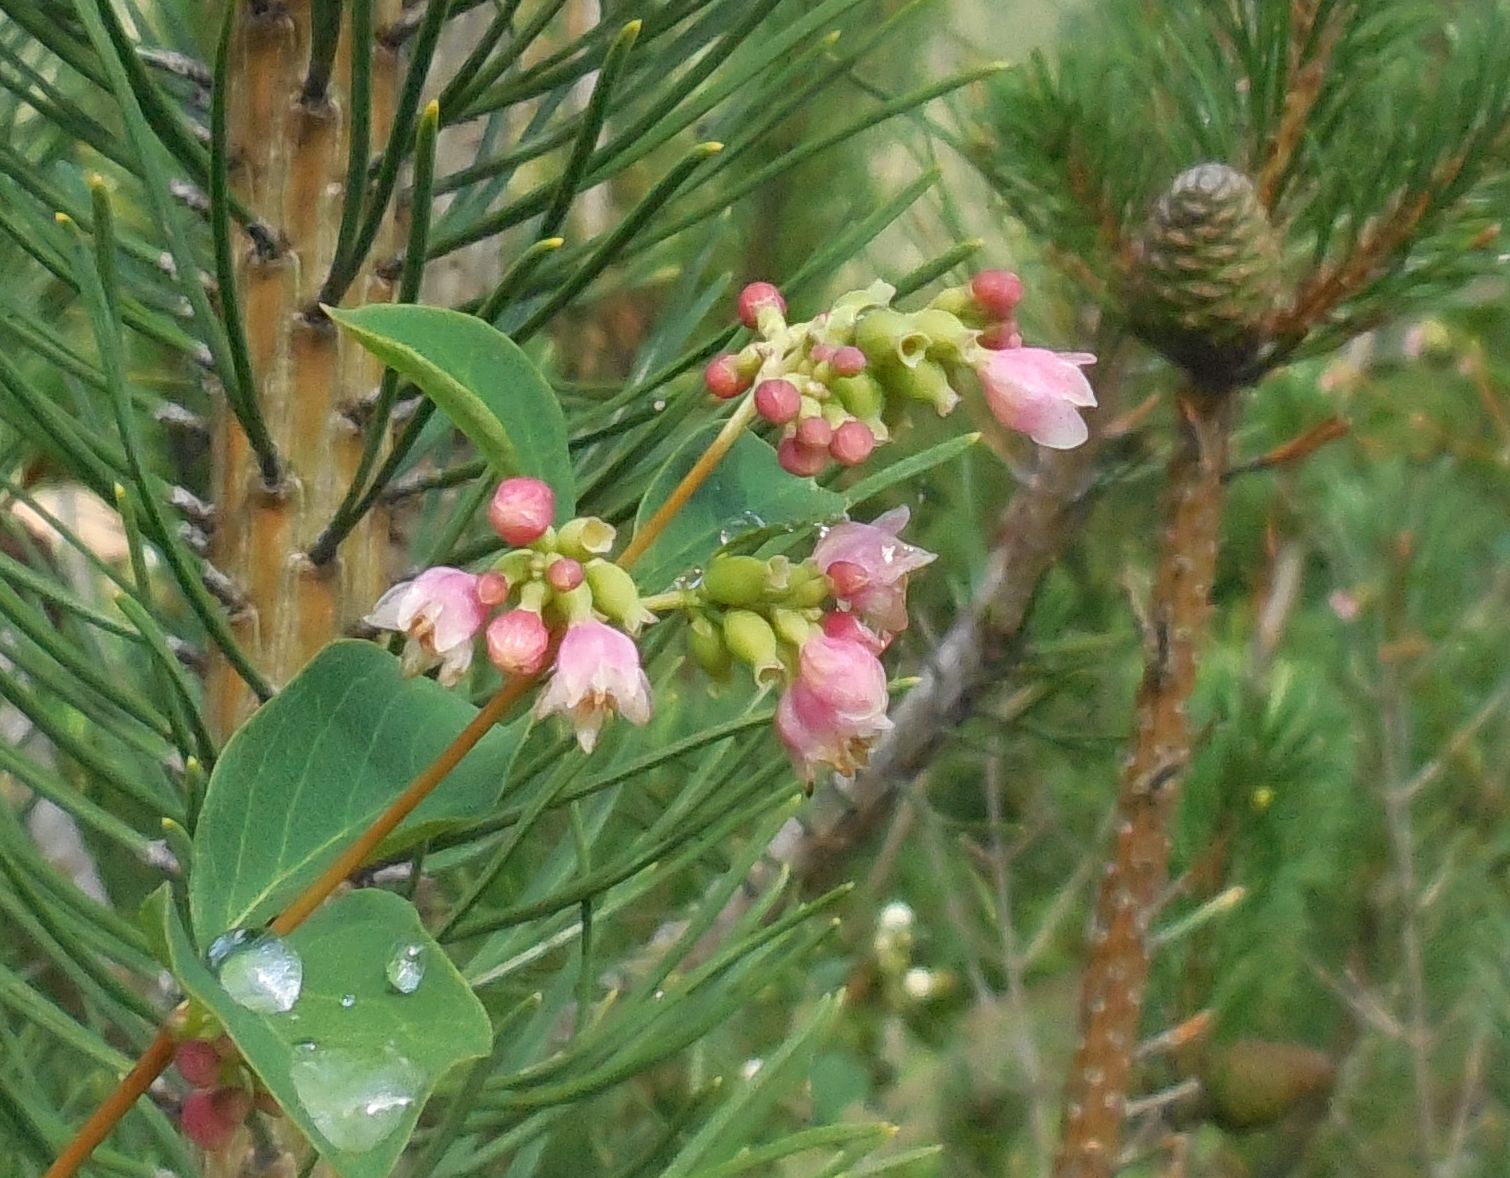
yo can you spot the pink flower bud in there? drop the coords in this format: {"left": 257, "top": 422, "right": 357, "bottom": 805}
{"left": 777, "top": 436, "right": 829, "bottom": 477}
{"left": 737, "top": 281, "right": 785, "bottom": 329}
{"left": 704, "top": 353, "right": 748, "bottom": 400}
{"left": 775, "top": 634, "right": 893, "bottom": 784}
{"left": 970, "top": 269, "right": 1024, "bottom": 318}
{"left": 546, "top": 557, "right": 585, "bottom": 592}
{"left": 534, "top": 619, "right": 652, "bottom": 751}
{"left": 477, "top": 571, "right": 509, "bottom": 605}
{"left": 829, "top": 419, "right": 875, "bottom": 466}
{"left": 810, "top": 342, "right": 837, "bottom": 364}
{"left": 754, "top": 378, "right": 800, "bottom": 425}
{"left": 489, "top": 477, "right": 555, "bottom": 546}
{"left": 831, "top": 346, "right": 867, "bottom": 377}
{"left": 174, "top": 1039, "right": 222, "bottom": 1089}
{"left": 486, "top": 609, "right": 551, "bottom": 676}
{"left": 976, "top": 347, "right": 1097, "bottom": 450}
{"left": 795, "top": 415, "right": 832, "bottom": 449}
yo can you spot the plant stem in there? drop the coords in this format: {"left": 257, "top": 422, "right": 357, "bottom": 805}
{"left": 618, "top": 396, "right": 758, "bottom": 570}
{"left": 1053, "top": 390, "right": 1237, "bottom": 1178}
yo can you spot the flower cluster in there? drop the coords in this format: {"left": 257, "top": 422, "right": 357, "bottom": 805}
{"left": 704, "top": 272, "right": 1100, "bottom": 472}
{"left": 682, "top": 508, "right": 934, "bottom": 785}
{"left": 367, "top": 477, "right": 651, "bottom": 752}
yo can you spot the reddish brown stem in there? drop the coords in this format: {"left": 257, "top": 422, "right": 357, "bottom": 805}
{"left": 1053, "top": 391, "right": 1236, "bottom": 1178}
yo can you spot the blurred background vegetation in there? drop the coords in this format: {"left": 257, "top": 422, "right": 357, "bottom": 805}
{"left": 1, "top": 1, "right": 1507, "bottom": 1176}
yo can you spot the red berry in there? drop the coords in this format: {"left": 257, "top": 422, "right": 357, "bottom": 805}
{"left": 830, "top": 346, "right": 867, "bottom": 377}
{"left": 970, "top": 269, "right": 1024, "bottom": 318}
{"left": 174, "top": 1039, "right": 222, "bottom": 1089}
{"left": 777, "top": 436, "right": 828, "bottom": 478}
{"left": 737, "top": 282, "right": 785, "bottom": 330}
{"left": 703, "top": 353, "right": 747, "bottom": 400}
{"left": 753, "top": 379, "right": 800, "bottom": 425}
{"left": 829, "top": 419, "right": 876, "bottom": 467}
{"left": 795, "top": 416, "right": 832, "bottom": 450}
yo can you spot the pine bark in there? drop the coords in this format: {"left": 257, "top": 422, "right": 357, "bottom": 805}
{"left": 1053, "top": 391, "right": 1236, "bottom": 1178}
{"left": 208, "top": 0, "right": 400, "bottom": 736}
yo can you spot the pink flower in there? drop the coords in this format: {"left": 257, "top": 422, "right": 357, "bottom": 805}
{"left": 366, "top": 567, "right": 488, "bottom": 686}
{"left": 486, "top": 609, "right": 551, "bottom": 676}
{"left": 533, "top": 620, "right": 652, "bottom": 752}
{"left": 489, "top": 477, "right": 555, "bottom": 546}
{"left": 976, "top": 347, "right": 1097, "bottom": 449}
{"left": 775, "top": 634, "right": 892, "bottom": 784}
{"left": 820, "top": 610, "right": 887, "bottom": 654}
{"left": 811, "top": 507, "right": 935, "bottom": 636}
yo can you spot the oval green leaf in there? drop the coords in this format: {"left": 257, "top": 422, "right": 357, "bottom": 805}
{"left": 631, "top": 428, "right": 846, "bottom": 592}
{"left": 327, "top": 303, "right": 575, "bottom": 518}
{"left": 190, "top": 640, "right": 526, "bottom": 943}
{"left": 161, "top": 889, "right": 490, "bottom": 1178}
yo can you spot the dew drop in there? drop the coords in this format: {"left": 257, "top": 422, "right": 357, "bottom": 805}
{"left": 290, "top": 1045, "right": 423, "bottom": 1153}
{"left": 384, "top": 942, "right": 427, "bottom": 995}
{"left": 717, "top": 510, "right": 767, "bottom": 546}
{"left": 340, "top": 993, "right": 357, "bottom": 1009}
{"left": 214, "top": 933, "right": 302, "bottom": 1015}
{"left": 652, "top": 398, "right": 667, "bottom": 412}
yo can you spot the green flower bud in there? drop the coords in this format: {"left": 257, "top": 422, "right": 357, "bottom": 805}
{"left": 910, "top": 307, "right": 975, "bottom": 361}
{"left": 703, "top": 554, "right": 772, "bottom": 607}
{"left": 832, "top": 373, "right": 884, "bottom": 420}
{"left": 585, "top": 559, "right": 654, "bottom": 633}
{"left": 722, "top": 609, "right": 783, "bottom": 687}
{"left": 558, "top": 516, "right": 617, "bottom": 560}
{"left": 771, "top": 607, "right": 816, "bottom": 649}
{"left": 887, "top": 357, "right": 960, "bottom": 416}
{"left": 688, "top": 614, "right": 732, "bottom": 682}
{"left": 781, "top": 560, "right": 832, "bottom": 609}
{"left": 494, "top": 549, "right": 533, "bottom": 583}
{"left": 926, "top": 285, "right": 979, "bottom": 323}
{"left": 855, "top": 308, "right": 929, "bottom": 370}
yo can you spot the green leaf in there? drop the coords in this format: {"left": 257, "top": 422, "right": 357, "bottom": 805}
{"left": 326, "top": 304, "right": 575, "bottom": 518}
{"left": 162, "top": 888, "right": 490, "bottom": 1178}
{"left": 632, "top": 428, "right": 846, "bottom": 592}
{"left": 190, "top": 641, "right": 526, "bottom": 942}
{"left": 842, "top": 432, "right": 980, "bottom": 507}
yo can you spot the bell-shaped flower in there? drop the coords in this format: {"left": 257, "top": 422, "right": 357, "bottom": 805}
{"left": 533, "top": 619, "right": 652, "bottom": 752}
{"left": 975, "top": 347, "right": 1097, "bottom": 449}
{"left": 812, "top": 507, "right": 935, "bottom": 637}
{"left": 775, "top": 633, "right": 893, "bottom": 784}
{"left": 365, "top": 567, "right": 488, "bottom": 686}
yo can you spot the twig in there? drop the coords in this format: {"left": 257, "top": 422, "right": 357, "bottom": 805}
{"left": 1054, "top": 390, "right": 1238, "bottom": 1178}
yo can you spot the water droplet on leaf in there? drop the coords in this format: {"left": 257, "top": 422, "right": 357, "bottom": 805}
{"left": 290, "top": 1045, "right": 423, "bottom": 1153}
{"left": 384, "top": 942, "right": 426, "bottom": 995}
{"left": 340, "top": 993, "right": 357, "bottom": 1009}
{"left": 215, "top": 933, "right": 302, "bottom": 1014}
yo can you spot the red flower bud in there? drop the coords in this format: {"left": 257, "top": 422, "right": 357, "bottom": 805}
{"left": 830, "top": 346, "right": 867, "bottom": 377}
{"left": 777, "top": 436, "right": 829, "bottom": 477}
{"left": 795, "top": 415, "right": 832, "bottom": 449}
{"left": 970, "top": 269, "right": 1024, "bottom": 318}
{"left": 703, "top": 353, "right": 748, "bottom": 400}
{"left": 489, "top": 477, "right": 555, "bottom": 546}
{"left": 754, "top": 378, "right": 800, "bottom": 425}
{"left": 546, "top": 557, "right": 585, "bottom": 592}
{"left": 174, "top": 1039, "right": 222, "bottom": 1089}
{"left": 829, "top": 419, "right": 875, "bottom": 466}
{"left": 737, "top": 281, "right": 786, "bottom": 329}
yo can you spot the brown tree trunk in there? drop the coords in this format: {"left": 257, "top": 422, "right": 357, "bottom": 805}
{"left": 209, "top": 0, "right": 400, "bottom": 736}
{"left": 1054, "top": 390, "right": 1237, "bottom": 1178}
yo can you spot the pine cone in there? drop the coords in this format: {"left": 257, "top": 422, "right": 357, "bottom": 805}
{"left": 1129, "top": 163, "right": 1284, "bottom": 389}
